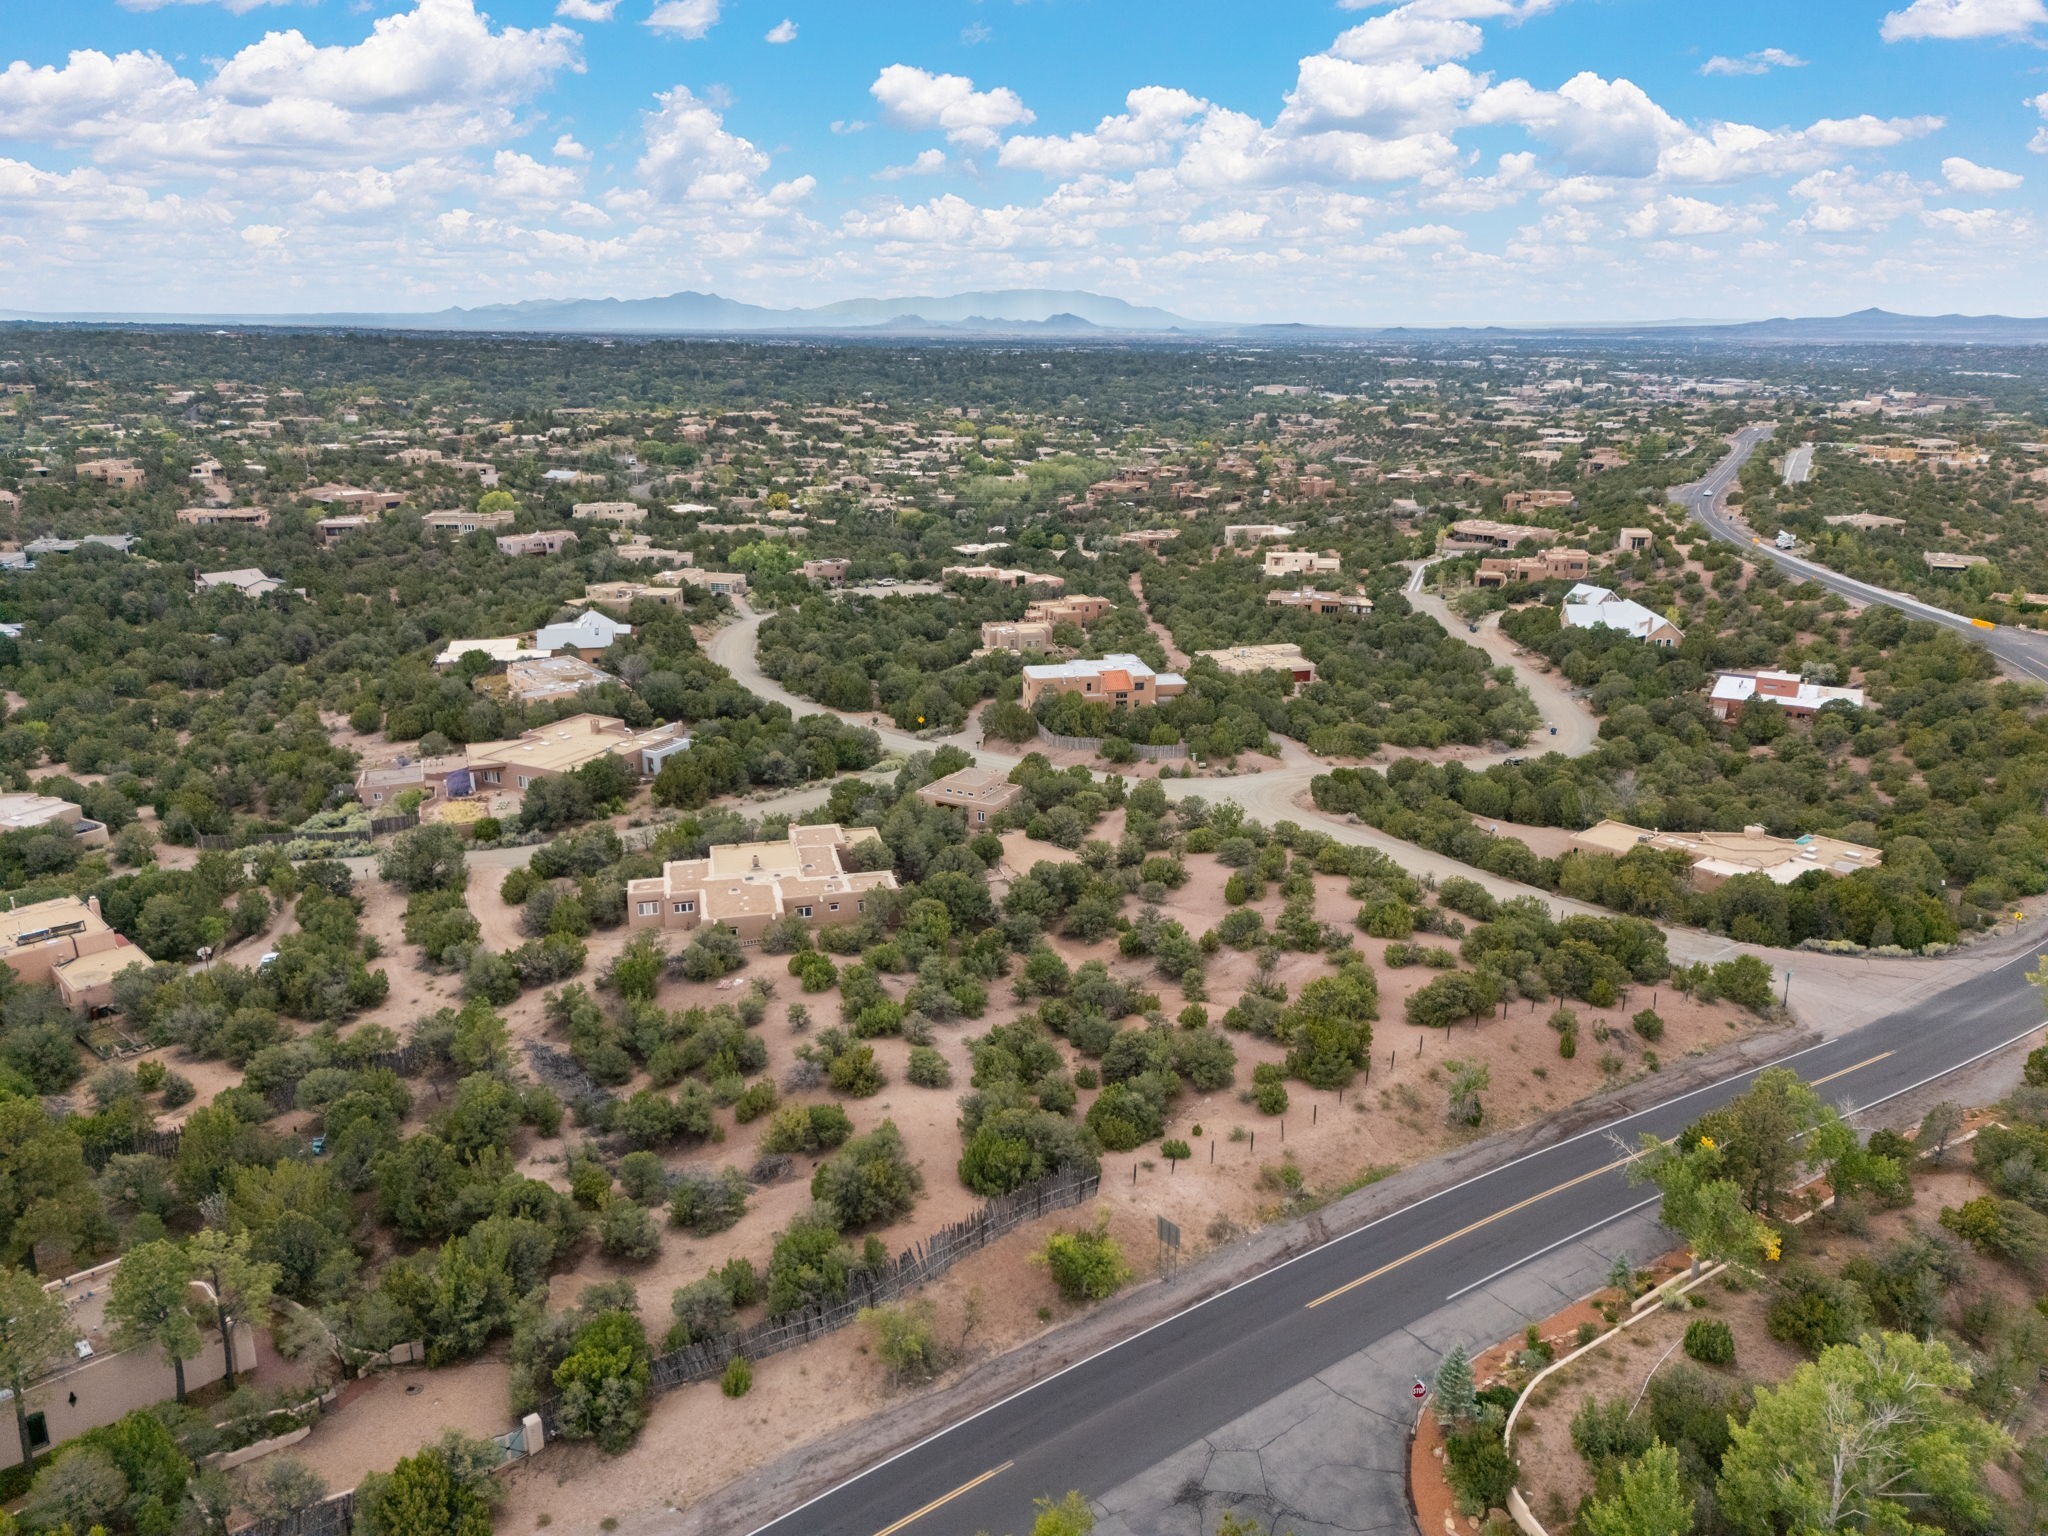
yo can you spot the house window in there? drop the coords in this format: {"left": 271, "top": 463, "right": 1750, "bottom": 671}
{"left": 637, "top": 902, "right": 659, "bottom": 917}
{"left": 828, "top": 902, "right": 840, "bottom": 912}
{"left": 675, "top": 901, "right": 695, "bottom": 914}
{"left": 857, "top": 900, "right": 866, "bottom": 913}
{"left": 516, "top": 776, "right": 531, "bottom": 789}
{"left": 796, "top": 905, "right": 813, "bottom": 919}
{"left": 25, "top": 1412, "right": 48, "bottom": 1451}
{"left": 371, "top": 792, "right": 383, "bottom": 803}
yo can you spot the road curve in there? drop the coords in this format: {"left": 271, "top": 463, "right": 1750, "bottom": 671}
{"left": 1670, "top": 426, "right": 2048, "bottom": 687}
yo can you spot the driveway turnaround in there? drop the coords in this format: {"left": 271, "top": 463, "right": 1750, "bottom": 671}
{"left": 1088, "top": 1204, "right": 1671, "bottom": 1536}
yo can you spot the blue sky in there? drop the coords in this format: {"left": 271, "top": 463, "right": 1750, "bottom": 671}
{"left": 1, "top": 0, "right": 2045, "bottom": 322}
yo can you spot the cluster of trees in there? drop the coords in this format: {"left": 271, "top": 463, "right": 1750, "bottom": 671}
{"left": 1315, "top": 742, "right": 1973, "bottom": 952}
{"left": 1142, "top": 556, "right": 1538, "bottom": 754}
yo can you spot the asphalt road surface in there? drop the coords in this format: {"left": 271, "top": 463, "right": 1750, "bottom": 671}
{"left": 752, "top": 944, "right": 2046, "bottom": 1536}
{"left": 1671, "top": 425, "right": 2048, "bottom": 686}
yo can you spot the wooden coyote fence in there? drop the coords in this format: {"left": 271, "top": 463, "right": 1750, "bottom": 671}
{"left": 1034, "top": 724, "right": 1188, "bottom": 761}
{"left": 548, "top": 1163, "right": 1100, "bottom": 1421}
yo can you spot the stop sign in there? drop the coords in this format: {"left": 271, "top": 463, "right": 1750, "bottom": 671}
{"left": 1412, "top": 1380, "right": 1427, "bottom": 1400}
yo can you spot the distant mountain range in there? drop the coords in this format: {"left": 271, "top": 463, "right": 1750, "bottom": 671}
{"left": 4, "top": 293, "right": 2048, "bottom": 345}
{"left": 0, "top": 288, "right": 1193, "bottom": 336}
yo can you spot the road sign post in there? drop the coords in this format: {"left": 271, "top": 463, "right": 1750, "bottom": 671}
{"left": 1157, "top": 1216, "right": 1180, "bottom": 1279}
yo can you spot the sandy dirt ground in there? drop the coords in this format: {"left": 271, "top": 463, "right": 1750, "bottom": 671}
{"left": 285, "top": 834, "right": 1760, "bottom": 1532}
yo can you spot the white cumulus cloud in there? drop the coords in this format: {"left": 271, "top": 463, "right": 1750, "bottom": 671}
{"left": 1942, "top": 155, "right": 2022, "bottom": 190}
{"left": 1880, "top": 0, "right": 2047, "bottom": 39}
{"left": 875, "top": 148, "right": 947, "bottom": 180}
{"left": 555, "top": 0, "right": 618, "bottom": 19}
{"left": 765, "top": 19, "right": 796, "bottom": 43}
{"left": 646, "top": 0, "right": 720, "bottom": 40}
{"left": 1329, "top": 5, "right": 1484, "bottom": 64}
{"left": 1700, "top": 48, "right": 1806, "bottom": 76}
{"left": 999, "top": 87, "right": 1208, "bottom": 175}
{"left": 870, "top": 64, "right": 1033, "bottom": 150}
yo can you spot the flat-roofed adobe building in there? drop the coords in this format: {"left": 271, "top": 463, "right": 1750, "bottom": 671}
{"left": 177, "top": 506, "right": 269, "bottom": 529}
{"left": 1024, "top": 596, "right": 1114, "bottom": 625}
{"left": 915, "top": 766, "right": 1025, "bottom": 825}
{"left": 0, "top": 1256, "right": 259, "bottom": 1471}
{"left": 980, "top": 620, "right": 1055, "bottom": 654}
{"left": 1196, "top": 643, "right": 1316, "bottom": 692}
{"left": 1020, "top": 653, "right": 1187, "bottom": 709}
{"left": 1266, "top": 588, "right": 1372, "bottom": 617}
{"left": 0, "top": 895, "right": 125, "bottom": 988}
{"left": 0, "top": 792, "right": 110, "bottom": 849}
{"left": 626, "top": 824, "right": 896, "bottom": 943}
{"left": 1445, "top": 518, "right": 1557, "bottom": 551}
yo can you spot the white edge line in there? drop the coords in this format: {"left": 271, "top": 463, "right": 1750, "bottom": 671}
{"left": 745, "top": 1029, "right": 1858, "bottom": 1534}
{"left": 1443, "top": 1194, "right": 1665, "bottom": 1302}
{"left": 1441, "top": 1015, "right": 2048, "bottom": 1308}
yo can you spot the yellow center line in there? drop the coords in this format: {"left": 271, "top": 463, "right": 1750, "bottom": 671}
{"left": 1810, "top": 1051, "right": 1893, "bottom": 1088}
{"left": 872, "top": 1461, "right": 1014, "bottom": 1536}
{"left": 1305, "top": 1152, "right": 1636, "bottom": 1309}
{"left": 1304, "top": 1053, "right": 1898, "bottom": 1311}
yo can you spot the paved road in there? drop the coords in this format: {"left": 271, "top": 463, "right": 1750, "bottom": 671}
{"left": 754, "top": 945, "right": 2046, "bottom": 1536}
{"left": 1670, "top": 425, "right": 2048, "bottom": 686}
{"left": 1781, "top": 442, "right": 1814, "bottom": 486}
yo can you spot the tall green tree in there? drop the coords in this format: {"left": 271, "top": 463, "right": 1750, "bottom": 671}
{"left": 107, "top": 1238, "right": 204, "bottom": 1402}
{"left": 185, "top": 1228, "right": 279, "bottom": 1389}
{"left": 1717, "top": 1332, "right": 2008, "bottom": 1536}
{"left": 1626, "top": 1135, "right": 1778, "bottom": 1278}
{"left": 1432, "top": 1343, "right": 1477, "bottom": 1430}
{"left": 1581, "top": 1442, "right": 1694, "bottom": 1536}
{"left": 0, "top": 1265, "right": 74, "bottom": 1471}
{"left": 0, "top": 1098, "right": 101, "bottom": 1267}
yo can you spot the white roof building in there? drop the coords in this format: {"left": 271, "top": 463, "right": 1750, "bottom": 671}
{"left": 435, "top": 636, "right": 547, "bottom": 667}
{"left": 194, "top": 568, "right": 282, "bottom": 598}
{"left": 1560, "top": 584, "right": 1683, "bottom": 647}
{"left": 535, "top": 609, "right": 633, "bottom": 653}
{"left": 1708, "top": 670, "right": 1865, "bottom": 719}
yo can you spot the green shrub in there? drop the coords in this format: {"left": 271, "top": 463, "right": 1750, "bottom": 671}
{"left": 1766, "top": 1269, "right": 1871, "bottom": 1356}
{"left": 1682, "top": 1318, "right": 1735, "bottom": 1365}
{"left": 1630, "top": 1008, "right": 1664, "bottom": 1042}
{"left": 906, "top": 1046, "right": 953, "bottom": 1088}
{"left": 1253, "top": 1078, "right": 1289, "bottom": 1115}
{"left": 1037, "top": 1214, "right": 1133, "bottom": 1302}
{"left": 721, "top": 1356, "right": 752, "bottom": 1398}
{"left": 1161, "top": 1138, "right": 1191, "bottom": 1163}
{"left": 732, "top": 1079, "right": 778, "bottom": 1123}
{"left": 1443, "top": 1426, "right": 1514, "bottom": 1516}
